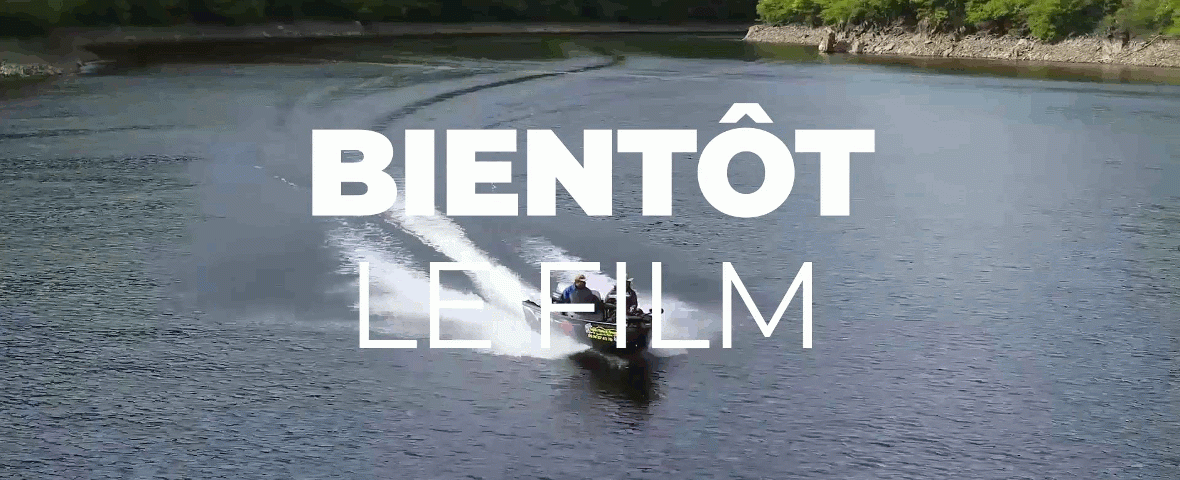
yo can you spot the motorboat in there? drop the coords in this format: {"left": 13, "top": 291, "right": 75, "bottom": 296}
{"left": 521, "top": 285, "right": 653, "bottom": 357}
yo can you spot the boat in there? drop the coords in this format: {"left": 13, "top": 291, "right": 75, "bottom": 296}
{"left": 521, "top": 286, "right": 654, "bottom": 357}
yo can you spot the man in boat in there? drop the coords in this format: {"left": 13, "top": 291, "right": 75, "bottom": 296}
{"left": 606, "top": 278, "right": 640, "bottom": 315}
{"left": 560, "top": 274, "right": 601, "bottom": 306}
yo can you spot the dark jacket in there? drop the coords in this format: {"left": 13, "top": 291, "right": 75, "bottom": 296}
{"left": 607, "top": 286, "right": 639, "bottom": 312}
{"left": 570, "top": 286, "right": 600, "bottom": 305}
{"left": 561, "top": 284, "right": 600, "bottom": 306}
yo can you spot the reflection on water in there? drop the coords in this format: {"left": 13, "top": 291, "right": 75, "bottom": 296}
{"left": 0, "top": 77, "right": 61, "bottom": 100}
{"left": 829, "top": 52, "right": 1180, "bottom": 85}
{"left": 568, "top": 350, "right": 660, "bottom": 406}
{"left": 80, "top": 33, "right": 1180, "bottom": 86}
{"left": 544, "top": 351, "right": 659, "bottom": 436}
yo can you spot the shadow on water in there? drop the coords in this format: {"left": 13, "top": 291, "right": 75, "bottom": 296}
{"left": 75, "top": 32, "right": 1180, "bottom": 84}
{"left": 827, "top": 52, "right": 1180, "bottom": 85}
{"left": 82, "top": 34, "right": 675, "bottom": 67}
{"left": 568, "top": 350, "right": 661, "bottom": 406}
{"left": 0, "top": 76, "right": 62, "bottom": 100}
{"left": 738, "top": 41, "right": 1180, "bottom": 85}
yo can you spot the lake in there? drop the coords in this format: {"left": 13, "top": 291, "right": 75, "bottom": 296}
{"left": 2, "top": 34, "right": 1178, "bottom": 478}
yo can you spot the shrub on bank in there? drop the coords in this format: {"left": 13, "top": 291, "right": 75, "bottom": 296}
{"left": 1113, "top": 0, "right": 1180, "bottom": 35}
{"left": 757, "top": 0, "right": 826, "bottom": 25}
{"left": 1024, "top": 0, "right": 1120, "bottom": 41}
{"left": 823, "top": 0, "right": 919, "bottom": 26}
{"left": 965, "top": 0, "right": 1032, "bottom": 31}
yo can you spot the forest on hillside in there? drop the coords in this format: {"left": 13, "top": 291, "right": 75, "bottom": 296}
{"left": 756, "top": 0, "right": 1179, "bottom": 41}
{"left": 3, "top": 0, "right": 1174, "bottom": 41}
{"left": 0, "top": 0, "right": 756, "bottom": 37}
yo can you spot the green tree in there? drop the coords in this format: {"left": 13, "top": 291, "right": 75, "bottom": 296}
{"left": 757, "top": 0, "right": 826, "bottom": 25}
{"left": 1114, "top": 0, "right": 1180, "bottom": 34}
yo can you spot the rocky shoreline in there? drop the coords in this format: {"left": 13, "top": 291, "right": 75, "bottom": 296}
{"left": 0, "top": 62, "right": 64, "bottom": 79}
{"left": 745, "top": 24, "right": 1180, "bottom": 68}
{"left": 4, "top": 22, "right": 1179, "bottom": 81}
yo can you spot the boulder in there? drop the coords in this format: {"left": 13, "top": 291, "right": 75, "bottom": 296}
{"left": 818, "top": 30, "right": 850, "bottom": 53}
{"left": 917, "top": 17, "right": 932, "bottom": 37}
{"left": 818, "top": 30, "right": 836, "bottom": 53}
{"left": 850, "top": 38, "right": 865, "bottom": 54}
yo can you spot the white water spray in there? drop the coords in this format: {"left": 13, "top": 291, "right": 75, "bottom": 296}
{"left": 331, "top": 222, "right": 586, "bottom": 358}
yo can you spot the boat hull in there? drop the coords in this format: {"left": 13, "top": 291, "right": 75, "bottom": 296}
{"left": 521, "top": 300, "right": 652, "bottom": 356}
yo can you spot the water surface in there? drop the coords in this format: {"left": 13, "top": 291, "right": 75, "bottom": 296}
{"left": 2, "top": 34, "right": 1179, "bottom": 479}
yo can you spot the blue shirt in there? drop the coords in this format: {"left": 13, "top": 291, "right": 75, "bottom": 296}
{"left": 560, "top": 284, "right": 577, "bottom": 303}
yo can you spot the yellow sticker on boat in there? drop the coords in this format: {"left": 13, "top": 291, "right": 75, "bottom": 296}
{"left": 584, "top": 324, "right": 616, "bottom": 341}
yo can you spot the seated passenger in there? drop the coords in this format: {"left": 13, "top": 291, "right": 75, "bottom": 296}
{"left": 607, "top": 278, "right": 641, "bottom": 315}
{"left": 560, "top": 274, "right": 600, "bottom": 307}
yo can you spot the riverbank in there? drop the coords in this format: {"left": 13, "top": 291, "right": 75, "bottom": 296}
{"left": 7, "top": 21, "right": 1178, "bottom": 80}
{"left": 745, "top": 24, "right": 1180, "bottom": 68}
{"left": 0, "top": 22, "right": 747, "bottom": 80}
{"left": 0, "top": 62, "right": 63, "bottom": 79}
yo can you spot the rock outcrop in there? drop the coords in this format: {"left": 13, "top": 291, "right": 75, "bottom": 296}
{"left": 0, "top": 62, "right": 64, "bottom": 79}
{"left": 818, "top": 29, "right": 853, "bottom": 53}
{"left": 745, "top": 24, "right": 1180, "bottom": 68}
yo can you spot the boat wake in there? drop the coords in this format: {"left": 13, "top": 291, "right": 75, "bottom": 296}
{"left": 330, "top": 215, "right": 716, "bottom": 360}
{"left": 330, "top": 220, "right": 587, "bottom": 360}
{"left": 239, "top": 53, "right": 714, "bottom": 360}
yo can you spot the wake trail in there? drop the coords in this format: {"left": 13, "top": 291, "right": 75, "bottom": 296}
{"left": 332, "top": 225, "right": 585, "bottom": 358}
{"left": 240, "top": 149, "right": 586, "bottom": 358}
{"left": 371, "top": 54, "right": 624, "bottom": 131}
{"left": 378, "top": 205, "right": 604, "bottom": 357}
{"left": 383, "top": 205, "right": 530, "bottom": 316}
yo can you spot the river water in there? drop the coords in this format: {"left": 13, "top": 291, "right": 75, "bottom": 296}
{"left": 2, "top": 34, "right": 1179, "bottom": 479}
